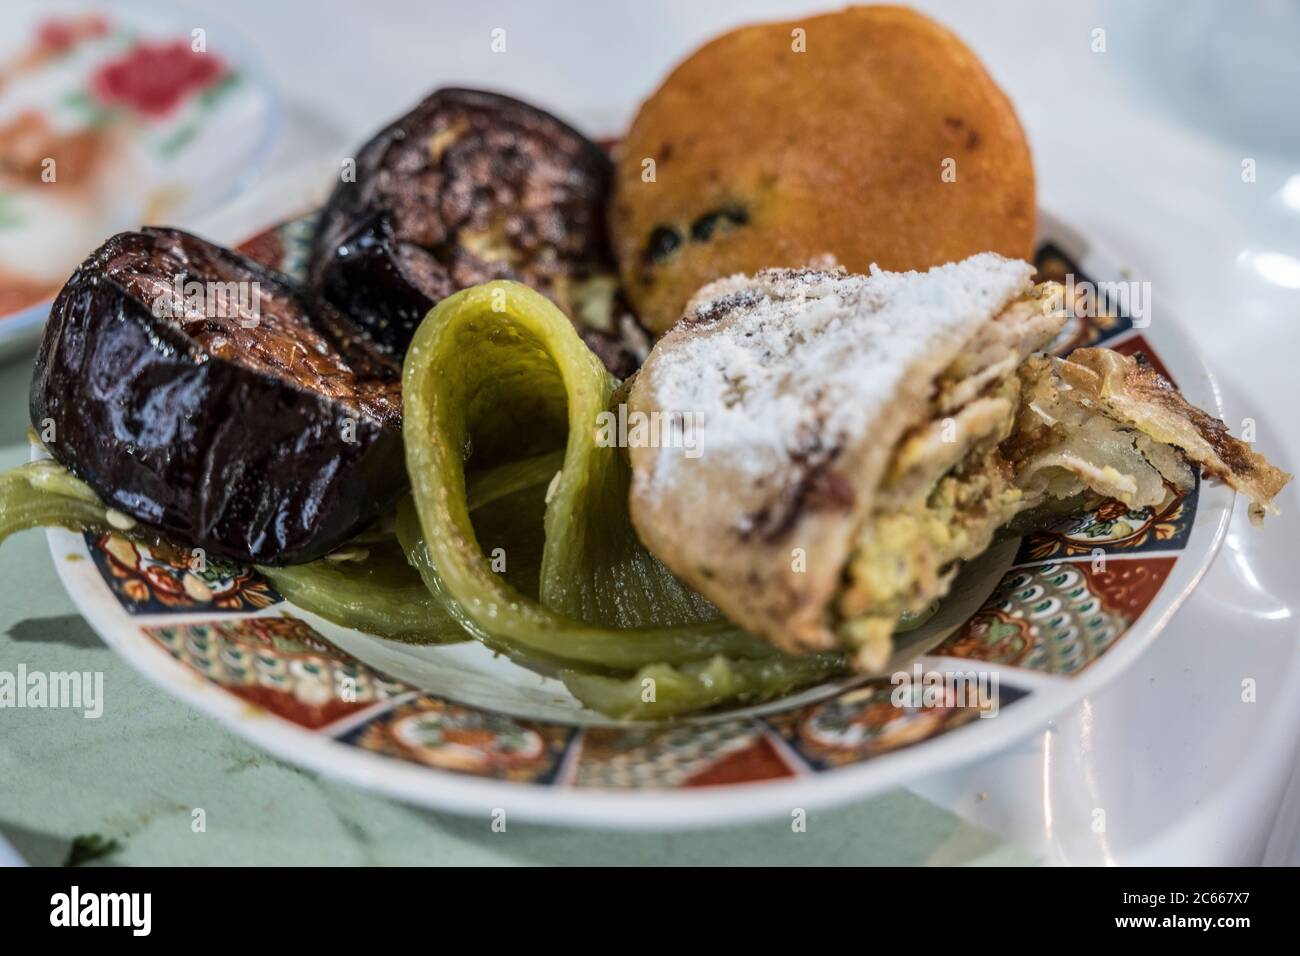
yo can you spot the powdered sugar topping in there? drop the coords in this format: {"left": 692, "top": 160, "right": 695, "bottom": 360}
{"left": 638, "top": 253, "right": 1036, "bottom": 497}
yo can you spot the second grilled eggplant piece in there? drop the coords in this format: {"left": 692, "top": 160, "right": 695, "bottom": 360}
{"left": 30, "top": 227, "right": 404, "bottom": 566}
{"left": 308, "top": 87, "right": 618, "bottom": 357}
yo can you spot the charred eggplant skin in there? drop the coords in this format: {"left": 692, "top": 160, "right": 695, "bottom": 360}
{"left": 308, "top": 87, "right": 614, "bottom": 357}
{"left": 30, "top": 228, "right": 405, "bottom": 566}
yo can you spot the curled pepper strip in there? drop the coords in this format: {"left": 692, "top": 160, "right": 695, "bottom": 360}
{"left": 400, "top": 281, "right": 844, "bottom": 713}
{"left": 0, "top": 459, "right": 110, "bottom": 543}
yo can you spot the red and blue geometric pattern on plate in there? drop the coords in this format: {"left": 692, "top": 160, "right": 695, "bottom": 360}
{"left": 935, "top": 557, "right": 1176, "bottom": 675}
{"left": 337, "top": 696, "right": 577, "bottom": 785}
{"left": 141, "top": 614, "right": 407, "bottom": 729}
{"left": 328, "top": 677, "right": 1039, "bottom": 787}
{"left": 93, "top": 231, "right": 1197, "bottom": 789}
{"left": 1036, "top": 242, "right": 1137, "bottom": 353}
{"left": 1015, "top": 477, "right": 1198, "bottom": 563}
{"left": 760, "top": 680, "right": 1029, "bottom": 772}
{"left": 237, "top": 211, "right": 318, "bottom": 281}
{"left": 568, "top": 720, "right": 795, "bottom": 788}
{"left": 86, "top": 530, "right": 281, "bottom": 615}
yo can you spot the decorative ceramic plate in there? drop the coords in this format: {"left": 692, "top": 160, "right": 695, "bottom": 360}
{"left": 42, "top": 165, "right": 1235, "bottom": 828}
{"left": 0, "top": 0, "right": 279, "bottom": 359}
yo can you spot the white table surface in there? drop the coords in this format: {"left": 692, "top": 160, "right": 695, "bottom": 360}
{"left": 154, "top": 0, "right": 1300, "bottom": 864}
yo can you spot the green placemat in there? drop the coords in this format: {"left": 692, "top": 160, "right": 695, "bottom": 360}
{"left": 0, "top": 349, "right": 1032, "bottom": 866}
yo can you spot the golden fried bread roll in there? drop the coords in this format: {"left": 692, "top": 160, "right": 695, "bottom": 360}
{"left": 611, "top": 5, "right": 1037, "bottom": 334}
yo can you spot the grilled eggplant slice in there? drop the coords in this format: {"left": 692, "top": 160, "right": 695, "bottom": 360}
{"left": 30, "top": 227, "right": 404, "bottom": 565}
{"left": 308, "top": 87, "right": 621, "bottom": 358}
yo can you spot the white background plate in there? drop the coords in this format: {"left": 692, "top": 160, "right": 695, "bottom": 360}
{"left": 0, "top": 0, "right": 280, "bottom": 359}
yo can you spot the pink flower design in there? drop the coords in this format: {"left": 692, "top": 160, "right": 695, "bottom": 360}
{"left": 91, "top": 40, "right": 225, "bottom": 118}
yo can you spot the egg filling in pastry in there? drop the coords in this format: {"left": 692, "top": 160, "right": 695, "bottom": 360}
{"left": 627, "top": 254, "right": 1290, "bottom": 670}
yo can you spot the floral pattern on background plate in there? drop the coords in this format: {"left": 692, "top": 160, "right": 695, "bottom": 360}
{"left": 0, "top": 3, "right": 276, "bottom": 323}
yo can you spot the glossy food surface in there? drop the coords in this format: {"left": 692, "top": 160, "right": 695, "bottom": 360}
{"left": 30, "top": 228, "right": 405, "bottom": 565}
{"left": 309, "top": 87, "right": 618, "bottom": 358}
